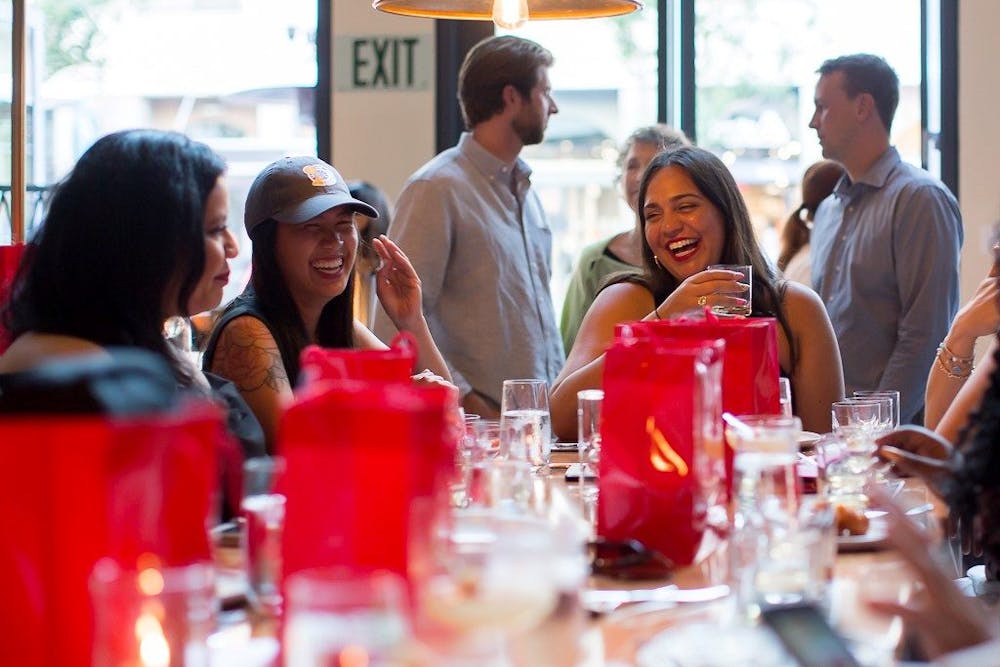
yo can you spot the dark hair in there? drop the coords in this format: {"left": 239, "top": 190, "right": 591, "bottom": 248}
{"left": 949, "top": 340, "right": 1000, "bottom": 577}
{"left": 777, "top": 160, "right": 844, "bottom": 271}
{"left": 247, "top": 219, "right": 355, "bottom": 383}
{"left": 616, "top": 124, "right": 691, "bottom": 175}
{"left": 628, "top": 145, "right": 797, "bottom": 367}
{"left": 348, "top": 180, "right": 391, "bottom": 266}
{"left": 2, "top": 129, "right": 225, "bottom": 386}
{"left": 458, "top": 35, "right": 553, "bottom": 128}
{"left": 817, "top": 53, "right": 899, "bottom": 133}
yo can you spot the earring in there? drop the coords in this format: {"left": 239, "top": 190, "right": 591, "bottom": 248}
{"left": 653, "top": 255, "right": 662, "bottom": 269}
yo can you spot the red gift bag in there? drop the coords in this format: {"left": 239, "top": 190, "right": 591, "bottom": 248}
{"left": 0, "top": 242, "right": 27, "bottom": 353}
{"left": 299, "top": 331, "right": 416, "bottom": 385}
{"left": 0, "top": 402, "right": 224, "bottom": 667}
{"left": 598, "top": 332, "right": 725, "bottom": 568}
{"left": 617, "top": 311, "right": 781, "bottom": 490}
{"left": 280, "top": 380, "right": 456, "bottom": 585}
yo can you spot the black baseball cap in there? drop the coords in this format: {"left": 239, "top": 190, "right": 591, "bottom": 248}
{"left": 244, "top": 156, "right": 379, "bottom": 236}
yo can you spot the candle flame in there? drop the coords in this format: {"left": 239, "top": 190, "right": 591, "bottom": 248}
{"left": 646, "top": 417, "right": 689, "bottom": 476}
{"left": 339, "top": 644, "right": 370, "bottom": 667}
{"left": 137, "top": 567, "right": 165, "bottom": 596}
{"left": 135, "top": 612, "right": 170, "bottom": 667}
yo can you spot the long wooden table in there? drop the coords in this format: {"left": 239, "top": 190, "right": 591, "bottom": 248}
{"left": 212, "top": 455, "right": 950, "bottom": 666}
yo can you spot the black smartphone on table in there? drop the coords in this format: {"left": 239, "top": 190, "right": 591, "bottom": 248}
{"left": 760, "top": 603, "right": 861, "bottom": 667}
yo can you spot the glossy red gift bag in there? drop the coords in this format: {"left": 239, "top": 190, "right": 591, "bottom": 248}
{"left": 299, "top": 331, "right": 416, "bottom": 385}
{"left": 618, "top": 311, "right": 781, "bottom": 491}
{"left": 0, "top": 402, "right": 224, "bottom": 667}
{"left": 598, "top": 331, "right": 725, "bottom": 568}
{"left": 618, "top": 310, "right": 780, "bottom": 415}
{"left": 280, "top": 380, "right": 456, "bottom": 584}
{"left": 0, "top": 242, "right": 27, "bottom": 353}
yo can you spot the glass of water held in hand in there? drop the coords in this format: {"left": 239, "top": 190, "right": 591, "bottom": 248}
{"left": 500, "top": 379, "right": 551, "bottom": 471}
{"left": 706, "top": 264, "right": 752, "bottom": 317}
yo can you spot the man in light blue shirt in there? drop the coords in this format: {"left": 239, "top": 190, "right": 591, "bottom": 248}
{"left": 374, "top": 36, "right": 564, "bottom": 417}
{"left": 810, "top": 54, "right": 962, "bottom": 424}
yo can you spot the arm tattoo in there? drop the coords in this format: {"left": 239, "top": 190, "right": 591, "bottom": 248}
{"left": 211, "top": 321, "right": 290, "bottom": 394}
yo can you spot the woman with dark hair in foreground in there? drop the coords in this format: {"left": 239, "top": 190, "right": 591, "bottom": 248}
{"left": 0, "top": 129, "right": 236, "bottom": 387}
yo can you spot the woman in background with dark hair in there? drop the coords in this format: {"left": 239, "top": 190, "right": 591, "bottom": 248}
{"left": 0, "top": 129, "right": 236, "bottom": 386}
{"left": 203, "top": 157, "right": 450, "bottom": 450}
{"left": 550, "top": 146, "right": 843, "bottom": 439}
{"left": 777, "top": 159, "right": 844, "bottom": 285}
{"left": 348, "top": 180, "right": 392, "bottom": 328}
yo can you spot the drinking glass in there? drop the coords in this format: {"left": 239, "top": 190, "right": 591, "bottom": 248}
{"left": 283, "top": 568, "right": 410, "bottom": 667}
{"left": 726, "top": 414, "right": 802, "bottom": 523}
{"left": 706, "top": 264, "right": 752, "bottom": 316}
{"left": 418, "top": 510, "right": 559, "bottom": 660}
{"left": 499, "top": 379, "right": 551, "bottom": 471}
{"left": 853, "top": 389, "right": 901, "bottom": 429}
{"left": 242, "top": 456, "right": 286, "bottom": 616}
{"left": 778, "top": 377, "right": 793, "bottom": 418}
{"left": 90, "top": 559, "right": 215, "bottom": 667}
{"left": 816, "top": 426, "right": 876, "bottom": 509}
{"left": 576, "top": 389, "right": 602, "bottom": 501}
{"left": 726, "top": 415, "right": 803, "bottom": 617}
{"left": 831, "top": 399, "right": 884, "bottom": 436}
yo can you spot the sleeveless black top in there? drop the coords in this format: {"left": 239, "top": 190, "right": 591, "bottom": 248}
{"left": 202, "top": 289, "right": 298, "bottom": 384}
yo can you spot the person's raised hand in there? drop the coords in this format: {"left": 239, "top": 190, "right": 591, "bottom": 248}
{"left": 373, "top": 235, "right": 424, "bottom": 330}
{"left": 877, "top": 425, "right": 959, "bottom": 495}
{"left": 947, "top": 275, "right": 1000, "bottom": 350}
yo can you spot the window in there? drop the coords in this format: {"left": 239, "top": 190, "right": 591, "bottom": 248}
{"left": 9, "top": 0, "right": 321, "bottom": 305}
{"left": 500, "top": 9, "right": 659, "bottom": 316}
{"left": 692, "top": 0, "right": 923, "bottom": 260}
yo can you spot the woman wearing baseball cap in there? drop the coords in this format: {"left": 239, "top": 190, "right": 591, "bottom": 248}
{"left": 202, "top": 156, "right": 452, "bottom": 450}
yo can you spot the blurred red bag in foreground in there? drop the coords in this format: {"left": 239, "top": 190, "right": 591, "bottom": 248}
{"left": 618, "top": 311, "right": 780, "bottom": 490}
{"left": 299, "top": 331, "right": 416, "bottom": 384}
{"left": 280, "top": 380, "right": 456, "bottom": 585}
{"left": 0, "top": 403, "right": 223, "bottom": 667}
{"left": 598, "top": 330, "right": 725, "bottom": 568}
{"left": 0, "top": 242, "right": 27, "bottom": 353}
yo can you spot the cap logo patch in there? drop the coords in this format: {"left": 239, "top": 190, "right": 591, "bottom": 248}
{"left": 302, "top": 164, "right": 337, "bottom": 187}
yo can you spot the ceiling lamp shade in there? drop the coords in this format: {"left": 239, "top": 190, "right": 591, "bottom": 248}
{"left": 373, "top": 0, "right": 643, "bottom": 30}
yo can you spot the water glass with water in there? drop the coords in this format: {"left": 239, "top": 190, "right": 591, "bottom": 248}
{"left": 706, "top": 264, "right": 752, "bottom": 316}
{"left": 778, "top": 377, "right": 793, "bottom": 418}
{"left": 500, "top": 379, "right": 551, "bottom": 471}
{"left": 816, "top": 427, "right": 876, "bottom": 509}
{"left": 727, "top": 414, "right": 802, "bottom": 522}
{"left": 576, "top": 389, "right": 602, "bottom": 498}
{"left": 243, "top": 456, "right": 286, "bottom": 616}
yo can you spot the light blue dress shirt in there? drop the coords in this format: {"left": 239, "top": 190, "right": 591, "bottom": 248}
{"left": 373, "top": 133, "right": 564, "bottom": 406}
{"left": 811, "top": 147, "right": 963, "bottom": 424}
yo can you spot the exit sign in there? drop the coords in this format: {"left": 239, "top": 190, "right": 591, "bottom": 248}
{"left": 335, "top": 34, "right": 432, "bottom": 91}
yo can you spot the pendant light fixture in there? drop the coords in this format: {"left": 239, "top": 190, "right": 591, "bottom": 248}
{"left": 373, "top": 0, "right": 643, "bottom": 30}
